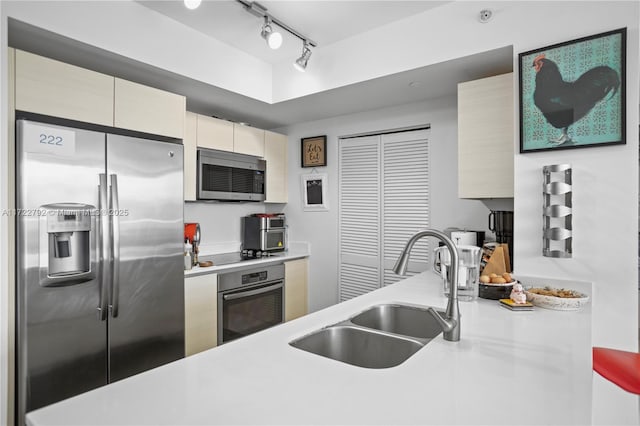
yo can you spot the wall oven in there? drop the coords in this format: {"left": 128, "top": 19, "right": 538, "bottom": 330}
{"left": 217, "top": 264, "right": 284, "bottom": 345}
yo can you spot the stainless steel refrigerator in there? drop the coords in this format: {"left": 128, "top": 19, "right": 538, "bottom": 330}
{"left": 16, "top": 117, "right": 185, "bottom": 422}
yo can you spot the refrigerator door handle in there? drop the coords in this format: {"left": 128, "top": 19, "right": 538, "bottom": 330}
{"left": 109, "top": 174, "right": 121, "bottom": 318}
{"left": 98, "top": 174, "right": 110, "bottom": 321}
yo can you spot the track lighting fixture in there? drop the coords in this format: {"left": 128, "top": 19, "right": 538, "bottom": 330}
{"left": 237, "top": 1, "right": 317, "bottom": 70}
{"left": 183, "top": 0, "right": 201, "bottom": 10}
{"left": 293, "top": 41, "right": 312, "bottom": 72}
{"left": 261, "top": 16, "right": 283, "bottom": 50}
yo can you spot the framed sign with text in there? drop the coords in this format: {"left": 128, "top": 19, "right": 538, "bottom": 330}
{"left": 301, "top": 135, "right": 327, "bottom": 168}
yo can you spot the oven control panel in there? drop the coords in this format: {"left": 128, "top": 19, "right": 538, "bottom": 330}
{"left": 242, "top": 271, "right": 268, "bottom": 285}
{"left": 217, "top": 264, "right": 285, "bottom": 293}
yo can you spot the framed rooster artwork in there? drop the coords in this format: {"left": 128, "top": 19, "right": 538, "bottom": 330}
{"left": 519, "top": 28, "right": 626, "bottom": 153}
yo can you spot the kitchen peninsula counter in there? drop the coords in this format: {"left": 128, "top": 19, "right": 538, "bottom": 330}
{"left": 27, "top": 272, "right": 593, "bottom": 425}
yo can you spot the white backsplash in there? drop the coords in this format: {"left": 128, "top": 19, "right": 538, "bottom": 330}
{"left": 197, "top": 242, "right": 241, "bottom": 257}
{"left": 184, "top": 202, "right": 263, "bottom": 253}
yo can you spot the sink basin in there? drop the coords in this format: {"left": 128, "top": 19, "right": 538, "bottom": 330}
{"left": 289, "top": 303, "right": 446, "bottom": 369}
{"left": 289, "top": 325, "right": 424, "bottom": 369}
{"left": 350, "top": 304, "right": 444, "bottom": 339}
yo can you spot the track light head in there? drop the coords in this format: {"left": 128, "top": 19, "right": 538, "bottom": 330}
{"left": 183, "top": 0, "right": 201, "bottom": 10}
{"left": 293, "top": 41, "right": 312, "bottom": 72}
{"left": 261, "top": 17, "right": 282, "bottom": 50}
{"left": 236, "top": 1, "right": 316, "bottom": 64}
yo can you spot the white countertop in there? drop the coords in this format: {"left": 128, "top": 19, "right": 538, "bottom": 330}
{"left": 27, "top": 272, "right": 593, "bottom": 425}
{"left": 184, "top": 247, "right": 309, "bottom": 277}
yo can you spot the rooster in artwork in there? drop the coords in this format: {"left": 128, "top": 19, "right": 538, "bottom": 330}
{"left": 532, "top": 53, "right": 620, "bottom": 145}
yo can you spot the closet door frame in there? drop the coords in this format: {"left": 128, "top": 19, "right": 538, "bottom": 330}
{"left": 338, "top": 127, "right": 430, "bottom": 301}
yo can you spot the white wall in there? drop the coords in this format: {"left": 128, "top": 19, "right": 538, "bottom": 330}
{"left": 506, "top": 13, "right": 639, "bottom": 426}
{"left": 272, "top": 1, "right": 637, "bottom": 103}
{"left": 276, "top": 96, "right": 493, "bottom": 312}
{"left": 503, "top": 3, "right": 640, "bottom": 352}
{"left": 184, "top": 202, "right": 267, "bottom": 253}
{"left": 3, "top": 0, "right": 273, "bottom": 103}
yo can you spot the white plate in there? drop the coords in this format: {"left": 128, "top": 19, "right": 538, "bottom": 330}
{"left": 525, "top": 289, "right": 590, "bottom": 311}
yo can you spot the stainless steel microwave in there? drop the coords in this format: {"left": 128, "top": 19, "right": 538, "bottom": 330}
{"left": 197, "top": 148, "right": 266, "bottom": 201}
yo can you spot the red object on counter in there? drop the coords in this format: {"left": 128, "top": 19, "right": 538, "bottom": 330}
{"left": 184, "top": 223, "right": 200, "bottom": 244}
{"left": 592, "top": 347, "right": 640, "bottom": 395}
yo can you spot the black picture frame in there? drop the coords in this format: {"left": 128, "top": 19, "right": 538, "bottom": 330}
{"left": 518, "top": 28, "right": 626, "bottom": 154}
{"left": 301, "top": 135, "right": 327, "bottom": 168}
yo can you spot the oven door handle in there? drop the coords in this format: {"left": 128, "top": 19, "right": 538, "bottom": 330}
{"left": 222, "top": 282, "right": 283, "bottom": 301}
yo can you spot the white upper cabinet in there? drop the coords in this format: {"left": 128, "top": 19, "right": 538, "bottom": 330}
{"left": 15, "top": 50, "right": 114, "bottom": 126}
{"left": 185, "top": 112, "right": 288, "bottom": 203}
{"left": 184, "top": 112, "right": 198, "bottom": 201}
{"left": 264, "top": 130, "right": 288, "bottom": 203}
{"left": 196, "top": 115, "right": 234, "bottom": 152}
{"left": 457, "top": 73, "right": 514, "bottom": 199}
{"left": 195, "top": 116, "right": 264, "bottom": 156}
{"left": 233, "top": 123, "right": 265, "bottom": 157}
{"left": 114, "top": 78, "right": 186, "bottom": 139}
{"left": 14, "top": 50, "right": 186, "bottom": 140}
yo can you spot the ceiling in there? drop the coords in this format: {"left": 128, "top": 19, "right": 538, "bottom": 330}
{"left": 8, "top": 1, "right": 514, "bottom": 129}
{"left": 137, "top": 1, "right": 449, "bottom": 64}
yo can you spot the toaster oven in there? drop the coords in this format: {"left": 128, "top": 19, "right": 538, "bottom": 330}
{"left": 242, "top": 215, "right": 286, "bottom": 252}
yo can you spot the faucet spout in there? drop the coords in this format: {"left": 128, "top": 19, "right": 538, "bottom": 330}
{"left": 427, "top": 307, "right": 457, "bottom": 334}
{"left": 393, "top": 229, "right": 461, "bottom": 342}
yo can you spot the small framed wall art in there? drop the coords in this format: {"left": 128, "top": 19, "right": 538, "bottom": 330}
{"left": 301, "top": 173, "right": 328, "bottom": 211}
{"left": 518, "top": 27, "right": 626, "bottom": 153}
{"left": 301, "top": 135, "right": 327, "bottom": 168}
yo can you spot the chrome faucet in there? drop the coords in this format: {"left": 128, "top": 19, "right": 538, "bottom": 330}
{"left": 393, "top": 229, "right": 461, "bottom": 342}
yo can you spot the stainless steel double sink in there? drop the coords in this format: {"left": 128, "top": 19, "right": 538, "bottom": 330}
{"left": 289, "top": 303, "right": 444, "bottom": 369}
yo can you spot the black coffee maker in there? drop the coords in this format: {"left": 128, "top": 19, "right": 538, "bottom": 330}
{"left": 488, "top": 210, "right": 514, "bottom": 269}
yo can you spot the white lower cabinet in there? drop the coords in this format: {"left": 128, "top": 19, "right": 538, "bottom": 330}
{"left": 184, "top": 273, "right": 217, "bottom": 356}
{"left": 184, "top": 257, "right": 308, "bottom": 355}
{"left": 285, "top": 258, "right": 309, "bottom": 321}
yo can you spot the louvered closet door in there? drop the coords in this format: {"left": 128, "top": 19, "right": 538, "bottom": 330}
{"left": 339, "top": 129, "right": 430, "bottom": 300}
{"left": 338, "top": 135, "right": 381, "bottom": 301}
{"left": 382, "top": 130, "right": 430, "bottom": 286}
